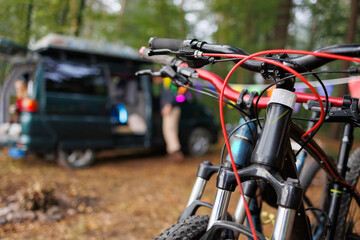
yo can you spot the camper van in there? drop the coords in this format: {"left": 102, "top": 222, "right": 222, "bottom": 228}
{"left": 0, "top": 35, "right": 218, "bottom": 168}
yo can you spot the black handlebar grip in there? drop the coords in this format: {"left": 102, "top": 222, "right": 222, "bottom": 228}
{"left": 139, "top": 46, "right": 175, "bottom": 65}
{"left": 149, "top": 37, "right": 184, "bottom": 51}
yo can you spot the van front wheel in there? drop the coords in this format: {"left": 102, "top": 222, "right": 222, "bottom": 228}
{"left": 57, "top": 148, "right": 95, "bottom": 169}
{"left": 186, "top": 127, "right": 211, "bottom": 156}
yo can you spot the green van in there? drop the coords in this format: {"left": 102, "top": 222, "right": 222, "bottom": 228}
{"left": 0, "top": 35, "right": 218, "bottom": 168}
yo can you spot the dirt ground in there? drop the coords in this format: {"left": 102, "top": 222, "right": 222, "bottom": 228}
{"left": 0, "top": 144, "right": 227, "bottom": 240}
{"left": 0, "top": 140, "right": 330, "bottom": 240}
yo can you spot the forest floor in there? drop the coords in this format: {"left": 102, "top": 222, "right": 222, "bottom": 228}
{"left": 0, "top": 137, "right": 339, "bottom": 240}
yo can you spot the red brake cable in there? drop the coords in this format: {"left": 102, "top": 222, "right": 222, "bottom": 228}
{"left": 218, "top": 57, "right": 259, "bottom": 240}
{"left": 207, "top": 49, "right": 359, "bottom": 240}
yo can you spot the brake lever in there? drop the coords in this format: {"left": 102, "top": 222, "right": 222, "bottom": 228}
{"left": 148, "top": 49, "right": 180, "bottom": 56}
{"left": 178, "top": 66, "right": 198, "bottom": 78}
{"left": 135, "top": 66, "right": 191, "bottom": 87}
{"left": 135, "top": 66, "right": 177, "bottom": 79}
{"left": 135, "top": 69, "right": 161, "bottom": 77}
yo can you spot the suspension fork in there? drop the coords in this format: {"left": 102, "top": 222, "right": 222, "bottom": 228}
{"left": 208, "top": 116, "right": 257, "bottom": 229}
{"left": 208, "top": 88, "right": 300, "bottom": 233}
{"left": 206, "top": 160, "right": 304, "bottom": 239}
{"left": 208, "top": 87, "right": 303, "bottom": 239}
{"left": 251, "top": 88, "right": 300, "bottom": 240}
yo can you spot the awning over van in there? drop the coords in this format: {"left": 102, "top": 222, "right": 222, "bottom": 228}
{"left": 30, "top": 34, "right": 147, "bottom": 63}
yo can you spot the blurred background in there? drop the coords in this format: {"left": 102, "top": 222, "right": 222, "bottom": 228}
{"left": 1, "top": 0, "right": 359, "bottom": 79}
{"left": 0, "top": 0, "right": 359, "bottom": 128}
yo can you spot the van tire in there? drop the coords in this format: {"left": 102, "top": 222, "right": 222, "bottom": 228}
{"left": 57, "top": 148, "right": 95, "bottom": 169}
{"left": 186, "top": 127, "right": 211, "bottom": 156}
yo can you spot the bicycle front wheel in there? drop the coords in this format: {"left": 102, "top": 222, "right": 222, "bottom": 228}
{"left": 335, "top": 147, "right": 360, "bottom": 240}
{"left": 154, "top": 215, "right": 208, "bottom": 240}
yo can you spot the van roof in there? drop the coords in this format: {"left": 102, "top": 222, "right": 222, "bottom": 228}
{"left": 31, "top": 34, "right": 148, "bottom": 63}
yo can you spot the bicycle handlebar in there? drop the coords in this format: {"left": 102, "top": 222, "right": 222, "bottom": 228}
{"left": 148, "top": 37, "right": 360, "bottom": 72}
{"left": 139, "top": 47, "right": 346, "bottom": 109}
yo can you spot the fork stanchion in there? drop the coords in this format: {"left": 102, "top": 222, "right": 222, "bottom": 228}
{"left": 233, "top": 180, "right": 258, "bottom": 225}
{"left": 207, "top": 161, "right": 235, "bottom": 230}
{"left": 272, "top": 206, "right": 297, "bottom": 240}
{"left": 186, "top": 177, "right": 207, "bottom": 207}
{"left": 186, "top": 161, "right": 219, "bottom": 207}
{"left": 207, "top": 188, "right": 232, "bottom": 230}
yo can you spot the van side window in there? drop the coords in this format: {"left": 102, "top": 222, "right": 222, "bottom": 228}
{"left": 43, "top": 57, "right": 108, "bottom": 96}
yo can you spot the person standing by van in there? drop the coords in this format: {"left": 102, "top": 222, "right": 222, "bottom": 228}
{"left": 156, "top": 77, "right": 184, "bottom": 162}
{"left": 0, "top": 77, "right": 27, "bottom": 136}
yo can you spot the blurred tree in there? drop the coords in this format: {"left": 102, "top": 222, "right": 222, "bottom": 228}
{"left": 74, "top": 0, "right": 86, "bottom": 36}
{"left": 59, "top": 0, "right": 70, "bottom": 28}
{"left": 272, "top": 0, "right": 293, "bottom": 48}
{"left": 0, "top": 0, "right": 357, "bottom": 50}
{"left": 209, "top": 0, "right": 296, "bottom": 52}
{"left": 0, "top": 0, "right": 32, "bottom": 45}
{"left": 116, "top": 0, "right": 187, "bottom": 49}
{"left": 0, "top": 0, "right": 87, "bottom": 45}
{"left": 300, "top": 0, "right": 358, "bottom": 49}
{"left": 209, "top": 0, "right": 293, "bottom": 83}
{"left": 25, "top": 0, "right": 34, "bottom": 44}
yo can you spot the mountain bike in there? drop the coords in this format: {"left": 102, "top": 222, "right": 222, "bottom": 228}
{"left": 137, "top": 39, "right": 360, "bottom": 240}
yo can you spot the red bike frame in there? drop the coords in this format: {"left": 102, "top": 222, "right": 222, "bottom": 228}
{"left": 196, "top": 68, "right": 345, "bottom": 108}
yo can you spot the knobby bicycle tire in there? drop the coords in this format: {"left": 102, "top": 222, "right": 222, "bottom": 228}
{"left": 154, "top": 215, "right": 209, "bottom": 240}
{"left": 334, "top": 147, "right": 360, "bottom": 240}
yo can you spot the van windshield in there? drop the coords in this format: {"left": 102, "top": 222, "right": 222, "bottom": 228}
{"left": 43, "top": 57, "right": 108, "bottom": 96}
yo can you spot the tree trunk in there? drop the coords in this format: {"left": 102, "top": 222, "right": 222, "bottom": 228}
{"left": 60, "top": 0, "right": 70, "bottom": 27}
{"left": 74, "top": 0, "right": 86, "bottom": 36}
{"left": 330, "top": 0, "right": 358, "bottom": 139}
{"left": 116, "top": 0, "right": 127, "bottom": 37}
{"left": 25, "top": 0, "right": 33, "bottom": 45}
{"left": 272, "top": 0, "right": 293, "bottom": 48}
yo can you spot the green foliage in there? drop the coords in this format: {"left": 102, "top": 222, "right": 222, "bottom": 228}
{"left": 0, "top": 0, "right": 83, "bottom": 44}
{"left": 1, "top": 0, "right": 356, "bottom": 51}
{"left": 117, "top": 0, "right": 187, "bottom": 49}
{"left": 210, "top": 0, "right": 282, "bottom": 52}
{"left": 0, "top": 0, "right": 32, "bottom": 45}
{"left": 295, "top": 0, "right": 359, "bottom": 50}
{"left": 207, "top": 0, "right": 291, "bottom": 84}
